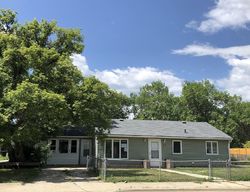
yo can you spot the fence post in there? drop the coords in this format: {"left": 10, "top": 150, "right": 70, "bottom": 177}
{"left": 103, "top": 158, "right": 107, "bottom": 181}
{"left": 159, "top": 160, "right": 161, "bottom": 181}
{"left": 208, "top": 159, "right": 212, "bottom": 180}
{"left": 86, "top": 155, "right": 89, "bottom": 170}
{"left": 226, "top": 159, "right": 231, "bottom": 180}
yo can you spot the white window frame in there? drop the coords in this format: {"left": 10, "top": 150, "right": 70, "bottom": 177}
{"left": 104, "top": 138, "right": 129, "bottom": 159}
{"left": 172, "top": 140, "right": 183, "bottom": 155}
{"left": 206, "top": 141, "right": 219, "bottom": 155}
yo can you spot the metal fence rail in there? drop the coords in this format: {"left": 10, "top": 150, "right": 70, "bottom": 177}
{"left": 86, "top": 157, "right": 250, "bottom": 182}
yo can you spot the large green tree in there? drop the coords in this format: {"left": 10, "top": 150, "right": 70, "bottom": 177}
{"left": 0, "top": 9, "right": 129, "bottom": 162}
{"left": 72, "top": 77, "right": 130, "bottom": 135}
{"left": 132, "top": 81, "right": 181, "bottom": 120}
{"left": 3, "top": 81, "right": 68, "bottom": 161}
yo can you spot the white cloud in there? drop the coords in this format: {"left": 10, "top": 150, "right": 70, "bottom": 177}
{"left": 187, "top": 0, "right": 250, "bottom": 33}
{"left": 95, "top": 67, "right": 183, "bottom": 95}
{"left": 72, "top": 54, "right": 183, "bottom": 95}
{"left": 71, "top": 54, "right": 92, "bottom": 76}
{"left": 174, "top": 44, "right": 250, "bottom": 100}
{"left": 173, "top": 44, "right": 250, "bottom": 59}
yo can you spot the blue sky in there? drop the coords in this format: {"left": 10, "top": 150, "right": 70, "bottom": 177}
{"left": 2, "top": 0, "right": 250, "bottom": 99}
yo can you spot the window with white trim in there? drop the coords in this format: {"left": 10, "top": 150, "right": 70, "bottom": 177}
{"left": 172, "top": 140, "right": 182, "bottom": 154}
{"left": 206, "top": 141, "right": 218, "bottom": 155}
{"left": 105, "top": 139, "right": 128, "bottom": 159}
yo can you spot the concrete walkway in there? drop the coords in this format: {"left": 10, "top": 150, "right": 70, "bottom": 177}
{"left": 160, "top": 168, "right": 222, "bottom": 180}
{"left": 1, "top": 181, "right": 250, "bottom": 192}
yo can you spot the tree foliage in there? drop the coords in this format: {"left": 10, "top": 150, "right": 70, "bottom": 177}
{"left": 133, "top": 81, "right": 181, "bottom": 120}
{"left": 0, "top": 9, "right": 129, "bottom": 162}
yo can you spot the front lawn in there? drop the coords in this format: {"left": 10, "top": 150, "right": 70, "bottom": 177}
{"left": 0, "top": 168, "right": 41, "bottom": 183}
{"left": 176, "top": 166, "right": 250, "bottom": 181}
{"left": 103, "top": 168, "right": 206, "bottom": 182}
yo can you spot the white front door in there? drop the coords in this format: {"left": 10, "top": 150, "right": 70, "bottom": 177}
{"left": 80, "top": 139, "right": 92, "bottom": 165}
{"left": 148, "top": 139, "right": 162, "bottom": 167}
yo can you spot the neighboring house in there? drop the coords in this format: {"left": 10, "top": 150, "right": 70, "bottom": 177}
{"left": 47, "top": 119, "right": 232, "bottom": 167}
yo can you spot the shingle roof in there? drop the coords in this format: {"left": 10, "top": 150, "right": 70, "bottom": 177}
{"left": 60, "top": 126, "right": 88, "bottom": 136}
{"left": 109, "top": 119, "right": 232, "bottom": 140}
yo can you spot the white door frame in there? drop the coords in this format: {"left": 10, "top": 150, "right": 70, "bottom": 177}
{"left": 148, "top": 139, "right": 162, "bottom": 167}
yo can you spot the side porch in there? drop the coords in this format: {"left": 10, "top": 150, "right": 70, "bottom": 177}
{"left": 47, "top": 137, "right": 95, "bottom": 166}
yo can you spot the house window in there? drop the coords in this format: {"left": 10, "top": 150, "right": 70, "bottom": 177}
{"left": 206, "top": 141, "right": 218, "bottom": 155}
{"left": 50, "top": 140, "right": 56, "bottom": 152}
{"left": 105, "top": 139, "right": 128, "bottom": 159}
{"left": 113, "top": 140, "right": 120, "bottom": 158}
{"left": 172, "top": 140, "right": 182, "bottom": 154}
{"left": 121, "top": 140, "right": 128, "bottom": 158}
{"left": 71, "top": 140, "right": 77, "bottom": 153}
{"left": 105, "top": 140, "right": 112, "bottom": 158}
{"left": 59, "top": 140, "right": 69, "bottom": 153}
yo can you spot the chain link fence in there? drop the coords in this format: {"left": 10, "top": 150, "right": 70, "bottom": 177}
{"left": 86, "top": 157, "right": 250, "bottom": 182}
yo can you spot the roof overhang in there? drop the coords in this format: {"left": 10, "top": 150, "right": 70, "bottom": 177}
{"left": 106, "top": 134, "right": 232, "bottom": 141}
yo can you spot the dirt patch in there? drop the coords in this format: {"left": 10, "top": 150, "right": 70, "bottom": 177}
{"left": 38, "top": 167, "right": 99, "bottom": 183}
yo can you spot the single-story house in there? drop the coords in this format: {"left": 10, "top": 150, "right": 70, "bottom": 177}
{"left": 47, "top": 119, "right": 232, "bottom": 167}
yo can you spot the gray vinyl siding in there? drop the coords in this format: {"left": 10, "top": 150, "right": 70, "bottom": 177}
{"left": 129, "top": 138, "right": 148, "bottom": 159}
{"left": 162, "top": 139, "right": 229, "bottom": 160}
{"left": 99, "top": 137, "right": 229, "bottom": 161}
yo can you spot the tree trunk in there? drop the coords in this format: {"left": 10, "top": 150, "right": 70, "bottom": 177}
{"left": 8, "top": 142, "right": 26, "bottom": 162}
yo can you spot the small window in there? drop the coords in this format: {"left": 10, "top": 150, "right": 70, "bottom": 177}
{"left": 105, "top": 140, "right": 112, "bottom": 158}
{"left": 71, "top": 140, "right": 77, "bottom": 153}
{"left": 172, "top": 140, "right": 182, "bottom": 154}
{"left": 113, "top": 140, "right": 120, "bottom": 158}
{"left": 50, "top": 140, "right": 56, "bottom": 152}
{"left": 151, "top": 141, "right": 160, "bottom": 158}
{"left": 121, "top": 140, "right": 128, "bottom": 158}
{"left": 83, "top": 149, "right": 90, "bottom": 156}
{"left": 59, "top": 140, "right": 69, "bottom": 153}
{"left": 206, "top": 141, "right": 218, "bottom": 155}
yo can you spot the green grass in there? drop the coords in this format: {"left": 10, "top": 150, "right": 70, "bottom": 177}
{"left": 0, "top": 168, "right": 41, "bottom": 183}
{"left": 102, "top": 168, "right": 206, "bottom": 182}
{"left": 176, "top": 166, "right": 250, "bottom": 181}
{"left": 0, "top": 155, "right": 8, "bottom": 161}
